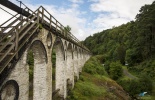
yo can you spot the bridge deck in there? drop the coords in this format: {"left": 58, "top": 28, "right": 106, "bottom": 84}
{"left": 0, "top": 0, "right": 90, "bottom": 86}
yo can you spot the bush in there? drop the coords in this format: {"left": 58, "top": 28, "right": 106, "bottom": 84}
{"left": 118, "top": 74, "right": 153, "bottom": 99}
{"left": 95, "top": 55, "right": 105, "bottom": 63}
{"left": 104, "top": 61, "right": 110, "bottom": 74}
{"left": 67, "top": 82, "right": 106, "bottom": 100}
{"left": 109, "top": 61, "right": 123, "bottom": 80}
{"left": 83, "top": 61, "right": 97, "bottom": 74}
{"left": 138, "top": 74, "right": 153, "bottom": 94}
{"left": 83, "top": 56, "right": 106, "bottom": 75}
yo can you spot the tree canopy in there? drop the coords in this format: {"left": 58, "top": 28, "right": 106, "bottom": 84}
{"left": 84, "top": 1, "right": 155, "bottom": 66}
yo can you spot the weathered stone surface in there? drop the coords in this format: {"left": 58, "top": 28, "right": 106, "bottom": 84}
{"left": 0, "top": 28, "right": 91, "bottom": 100}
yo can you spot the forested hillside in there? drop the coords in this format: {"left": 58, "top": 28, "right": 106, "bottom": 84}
{"left": 83, "top": 1, "right": 155, "bottom": 99}
{"left": 83, "top": 1, "right": 155, "bottom": 79}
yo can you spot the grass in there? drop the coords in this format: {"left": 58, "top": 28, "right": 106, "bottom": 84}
{"left": 67, "top": 72, "right": 113, "bottom": 100}
{"left": 140, "top": 95, "right": 153, "bottom": 100}
{"left": 67, "top": 55, "right": 130, "bottom": 100}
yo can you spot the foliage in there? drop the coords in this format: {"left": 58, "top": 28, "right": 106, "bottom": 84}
{"left": 52, "top": 50, "right": 56, "bottom": 91}
{"left": 109, "top": 61, "right": 123, "bottom": 80}
{"left": 117, "top": 74, "right": 153, "bottom": 99}
{"left": 83, "top": 1, "right": 155, "bottom": 66}
{"left": 67, "top": 56, "right": 130, "bottom": 100}
{"left": 83, "top": 56, "right": 107, "bottom": 75}
{"left": 128, "top": 59, "right": 155, "bottom": 80}
{"left": 95, "top": 55, "right": 106, "bottom": 63}
{"left": 139, "top": 74, "right": 153, "bottom": 94}
{"left": 83, "top": 2, "right": 155, "bottom": 97}
{"left": 27, "top": 50, "right": 34, "bottom": 99}
{"left": 117, "top": 45, "right": 126, "bottom": 65}
{"left": 67, "top": 74, "right": 108, "bottom": 100}
{"left": 27, "top": 50, "right": 34, "bottom": 81}
{"left": 64, "top": 25, "right": 71, "bottom": 32}
{"left": 52, "top": 50, "right": 56, "bottom": 68}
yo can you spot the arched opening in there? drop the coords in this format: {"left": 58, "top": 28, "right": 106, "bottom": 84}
{"left": 47, "top": 32, "right": 52, "bottom": 48}
{"left": 52, "top": 49, "right": 56, "bottom": 93}
{"left": 0, "top": 80, "right": 19, "bottom": 100}
{"left": 79, "top": 49, "right": 83, "bottom": 73}
{"left": 66, "top": 43, "right": 74, "bottom": 94}
{"left": 74, "top": 46, "right": 79, "bottom": 81}
{"left": 27, "top": 50, "right": 34, "bottom": 99}
{"left": 52, "top": 37, "right": 65, "bottom": 99}
{"left": 27, "top": 40, "right": 47, "bottom": 100}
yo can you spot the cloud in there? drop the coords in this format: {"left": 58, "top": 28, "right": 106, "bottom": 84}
{"left": 0, "top": 0, "right": 154, "bottom": 41}
{"left": 93, "top": 13, "right": 129, "bottom": 30}
{"left": 88, "top": 0, "right": 99, "bottom": 2}
{"left": 91, "top": 0, "right": 154, "bottom": 19}
{"left": 68, "top": 0, "right": 84, "bottom": 4}
{"left": 0, "top": 1, "right": 87, "bottom": 40}
{"left": 90, "top": 0, "right": 154, "bottom": 31}
{"left": 30, "top": 4, "right": 87, "bottom": 40}
{"left": 0, "top": 5, "right": 16, "bottom": 26}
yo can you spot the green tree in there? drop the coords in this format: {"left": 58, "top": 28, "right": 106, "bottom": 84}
{"left": 109, "top": 61, "right": 123, "bottom": 80}
{"left": 64, "top": 25, "right": 72, "bottom": 38}
{"left": 64, "top": 25, "right": 71, "bottom": 32}
{"left": 117, "top": 45, "right": 126, "bottom": 65}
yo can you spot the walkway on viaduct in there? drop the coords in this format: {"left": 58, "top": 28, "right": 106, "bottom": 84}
{"left": 0, "top": 0, "right": 91, "bottom": 99}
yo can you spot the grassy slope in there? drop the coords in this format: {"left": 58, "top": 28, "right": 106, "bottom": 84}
{"left": 67, "top": 56, "right": 130, "bottom": 100}
{"left": 118, "top": 66, "right": 155, "bottom": 100}
{"left": 128, "top": 61, "right": 155, "bottom": 100}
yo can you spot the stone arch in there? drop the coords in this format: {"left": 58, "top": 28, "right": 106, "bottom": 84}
{"left": 52, "top": 37, "right": 65, "bottom": 99}
{"left": 79, "top": 48, "right": 82, "bottom": 59}
{"left": 64, "top": 41, "right": 67, "bottom": 50}
{"left": 0, "top": 80, "right": 19, "bottom": 100}
{"left": 74, "top": 46, "right": 78, "bottom": 59}
{"left": 73, "top": 45, "right": 79, "bottom": 80}
{"left": 81, "top": 49, "right": 86, "bottom": 68}
{"left": 27, "top": 40, "right": 48, "bottom": 100}
{"left": 66, "top": 42, "right": 74, "bottom": 93}
{"left": 67, "top": 43, "right": 73, "bottom": 59}
{"left": 78, "top": 48, "right": 83, "bottom": 72}
{"left": 46, "top": 32, "right": 53, "bottom": 49}
{"left": 66, "top": 43, "right": 73, "bottom": 78}
{"left": 81, "top": 49, "right": 84, "bottom": 59}
{"left": 64, "top": 41, "right": 67, "bottom": 59}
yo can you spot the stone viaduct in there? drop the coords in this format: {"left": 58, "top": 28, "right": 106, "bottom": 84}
{"left": 0, "top": 0, "right": 91, "bottom": 99}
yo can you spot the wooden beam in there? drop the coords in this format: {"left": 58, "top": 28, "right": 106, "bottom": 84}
{"left": 0, "top": 0, "right": 31, "bottom": 17}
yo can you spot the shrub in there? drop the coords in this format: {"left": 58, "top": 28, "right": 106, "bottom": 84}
{"left": 118, "top": 74, "right": 153, "bottom": 99}
{"left": 138, "top": 74, "right": 153, "bottom": 94}
{"left": 104, "top": 61, "right": 110, "bottom": 74}
{"left": 95, "top": 55, "right": 105, "bottom": 63}
{"left": 67, "top": 82, "right": 106, "bottom": 100}
{"left": 83, "top": 56, "right": 106, "bottom": 75}
{"left": 109, "top": 61, "right": 123, "bottom": 80}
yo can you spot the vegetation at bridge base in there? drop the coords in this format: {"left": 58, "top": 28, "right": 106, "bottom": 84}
{"left": 27, "top": 50, "right": 34, "bottom": 81}
{"left": 27, "top": 50, "right": 34, "bottom": 99}
{"left": 67, "top": 56, "right": 130, "bottom": 100}
{"left": 82, "top": 1, "right": 155, "bottom": 99}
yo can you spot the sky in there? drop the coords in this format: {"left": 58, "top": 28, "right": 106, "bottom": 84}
{"left": 0, "top": 0, "right": 154, "bottom": 40}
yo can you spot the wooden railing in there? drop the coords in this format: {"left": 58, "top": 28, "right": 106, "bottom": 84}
{"left": 0, "top": 5, "right": 90, "bottom": 73}
{"left": 0, "top": 7, "right": 40, "bottom": 73}
{"left": 36, "top": 6, "right": 89, "bottom": 51}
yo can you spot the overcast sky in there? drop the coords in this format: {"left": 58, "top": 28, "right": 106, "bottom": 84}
{"left": 0, "top": 0, "right": 154, "bottom": 40}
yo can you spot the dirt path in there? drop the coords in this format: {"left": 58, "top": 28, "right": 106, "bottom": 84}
{"left": 123, "top": 67, "right": 137, "bottom": 79}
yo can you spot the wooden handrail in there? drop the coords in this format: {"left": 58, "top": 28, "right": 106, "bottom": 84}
{"left": 39, "top": 6, "right": 86, "bottom": 48}
{"left": 0, "top": 14, "right": 19, "bottom": 27}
